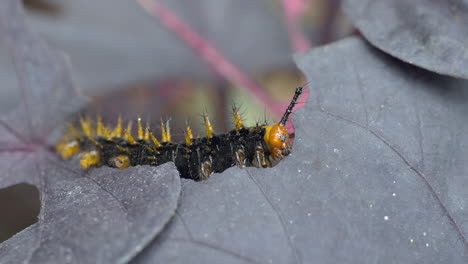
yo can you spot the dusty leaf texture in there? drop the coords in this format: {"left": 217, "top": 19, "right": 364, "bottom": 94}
{"left": 0, "top": 1, "right": 181, "bottom": 263}
{"left": 342, "top": 0, "right": 468, "bottom": 79}
{"left": 132, "top": 37, "right": 468, "bottom": 263}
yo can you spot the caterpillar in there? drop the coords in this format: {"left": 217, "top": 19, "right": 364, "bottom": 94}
{"left": 55, "top": 87, "right": 303, "bottom": 181}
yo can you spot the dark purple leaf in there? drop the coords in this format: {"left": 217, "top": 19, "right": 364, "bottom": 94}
{"left": 133, "top": 37, "right": 468, "bottom": 263}
{"left": 133, "top": 171, "right": 296, "bottom": 264}
{"left": 0, "top": 1, "right": 181, "bottom": 263}
{"left": 0, "top": 142, "right": 38, "bottom": 189}
{"left": 0, "top": 225, "right": 38, "bottom": 263}
{"left": 342, "top": 0, "right": 468, "bottom": 79}
{"left": 1, "top": 162, "right": 180, "bottom": 264}
{"left": 0, "top": 0, "right": 85, "bottom": 140}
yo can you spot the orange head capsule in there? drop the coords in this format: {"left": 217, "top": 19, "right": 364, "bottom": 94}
{"left": 263, "top": 124, "right": 289, "bottom": 159}
{"left": 110, "top": 155, "right": 130, "bottom": 169}
{"left": 264, "top": 87, "right": 303, "bottom": 159}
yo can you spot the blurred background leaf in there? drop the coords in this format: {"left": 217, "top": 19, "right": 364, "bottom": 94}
{"left": 342, "top": 0, "right": 468, "bottom": 79}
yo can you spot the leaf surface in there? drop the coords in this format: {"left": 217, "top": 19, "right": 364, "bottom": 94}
{"left": 342, "top": 0, "right": 468, "bottom": 79}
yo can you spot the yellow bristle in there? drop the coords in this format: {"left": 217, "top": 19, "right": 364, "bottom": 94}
{"left": 203, "top": 113, "right": 214, "bottom": 138}
{"left": 124, "top": 130, "right": 136, "bottom": 144}
{"left": 80, "top": 117, "right": 93, "bottom": 137}
{"left": 149, "top": 131, "right": 161, "bottom": 152}
{"left": 185, "top": 123, "right": 193, "bottom": 145}
{"left": 144, "top": 124, "right": 151, "bottom": 141}
{"left": 145, "top": 146, "right": 153, "bottom": 152}
{"left": 124, "top": 121, "right": 136, "bottom": 144}
{"left": 126, "top": 121, "right": 133, "bottom": 135}
{"left": 137, "top": 117, "right": 144, "bottom": 140}
{"left": 96, "top": 115, "right": 103, "bottom": 135}
{"left": 88, "top": 136, "right": 103, "bottom": 148}
{"left": 116, "top": 145, "right": 130, "bottom": 154}
{"left": 161, "top": 119, "right": 171, "bottom": 142}
{"left": 232, "top": 106, "right": 244, "bottom": 130}
{"left": 96, "top": 115, "right": 110, "bottom": 139}
{"left": 186, "top": 123, "right": 194, "bottom": 139}
{"left": 110, "top": 115, "right": 122, "bottom": 138}
{"left": 166, "top": 120, "right": 172, "bottom": 142}
{"left": 161, "top": 120, "right": 167, "bottom": 142}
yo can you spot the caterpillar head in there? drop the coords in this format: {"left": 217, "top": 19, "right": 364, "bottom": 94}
{"left": 263, "top": 123, "right": 289, "bottom": 159}
{"left": 264, "top": 87, "right": 303, "bottom": 159}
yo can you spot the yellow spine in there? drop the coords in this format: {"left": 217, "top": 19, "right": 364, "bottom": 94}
{"left": 110, "top": 115, "right": 122, "bottom": 138}
{"left": 137, "top": 117, "right": 144, "bottom": 140}
{"left": 124, "top": 121, "right": 136, "bottom": 144}
{"left": 80, "top": 117, "right": 92, "bottom": 137}
{"left": 232, "top": 106, "right": 244, "bottom": 130}
{"left": 96, "top": 115, "right": 110, "bottom": 139}
{"left": 149, "top": 129, "right": 161, "bottom": 147}
{"left": 161, "top": 119, "right": 172, "bottom": 142}
{"left": 144, "top": 124, "right": 151, "bottom": 141}
{"left": 203, "top": 113, "right": 214, "bottom": 138}
{"left": 185, "top": 123, "right": 193, "bottom": 145}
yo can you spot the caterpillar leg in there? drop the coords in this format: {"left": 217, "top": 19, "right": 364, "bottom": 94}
{"left": 199, "top": 160, "right": 213, "bottom": 180}
{"left": 235, "top": 149, "right": 246, "bottom": 168}
{"left": 254, "top": 145, "right": 268, "bottom": 168}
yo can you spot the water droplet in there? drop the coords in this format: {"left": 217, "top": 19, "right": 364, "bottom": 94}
{"left": 410, "top": 239, "right": 414, "bottom": 243}
{"left": 384, "top": 216, "right": 389, "bottom": 221}
{"left": 307, "top": 213, "right": 311, "bottom": 217}
{"left": 393, "top": 180, "right": 396, "bottom": 184}
{"left": 297, "top": 169, "right": 302, "bottom": 173}
{"left": 333, "top": 148, "right": 339, "bottom": 153}
{"left": 423, "top": 232, "right": 427, "bottom": 236}
{"left": 392, "top": 193, "right": 396, "bottom": 197}
{"left": 425, "top": 243, "right": 429, "bottom": 247}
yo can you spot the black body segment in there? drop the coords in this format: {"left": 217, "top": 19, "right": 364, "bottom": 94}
{"left": 79, "top": 126, "right": 269, "bottom": 181}
{"left": 56, "top": 87, "right": 303, "bottom": 180}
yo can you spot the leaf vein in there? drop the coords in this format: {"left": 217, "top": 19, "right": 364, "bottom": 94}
{"left": 246, "top": 170, "right": 302, "bottom": 264}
